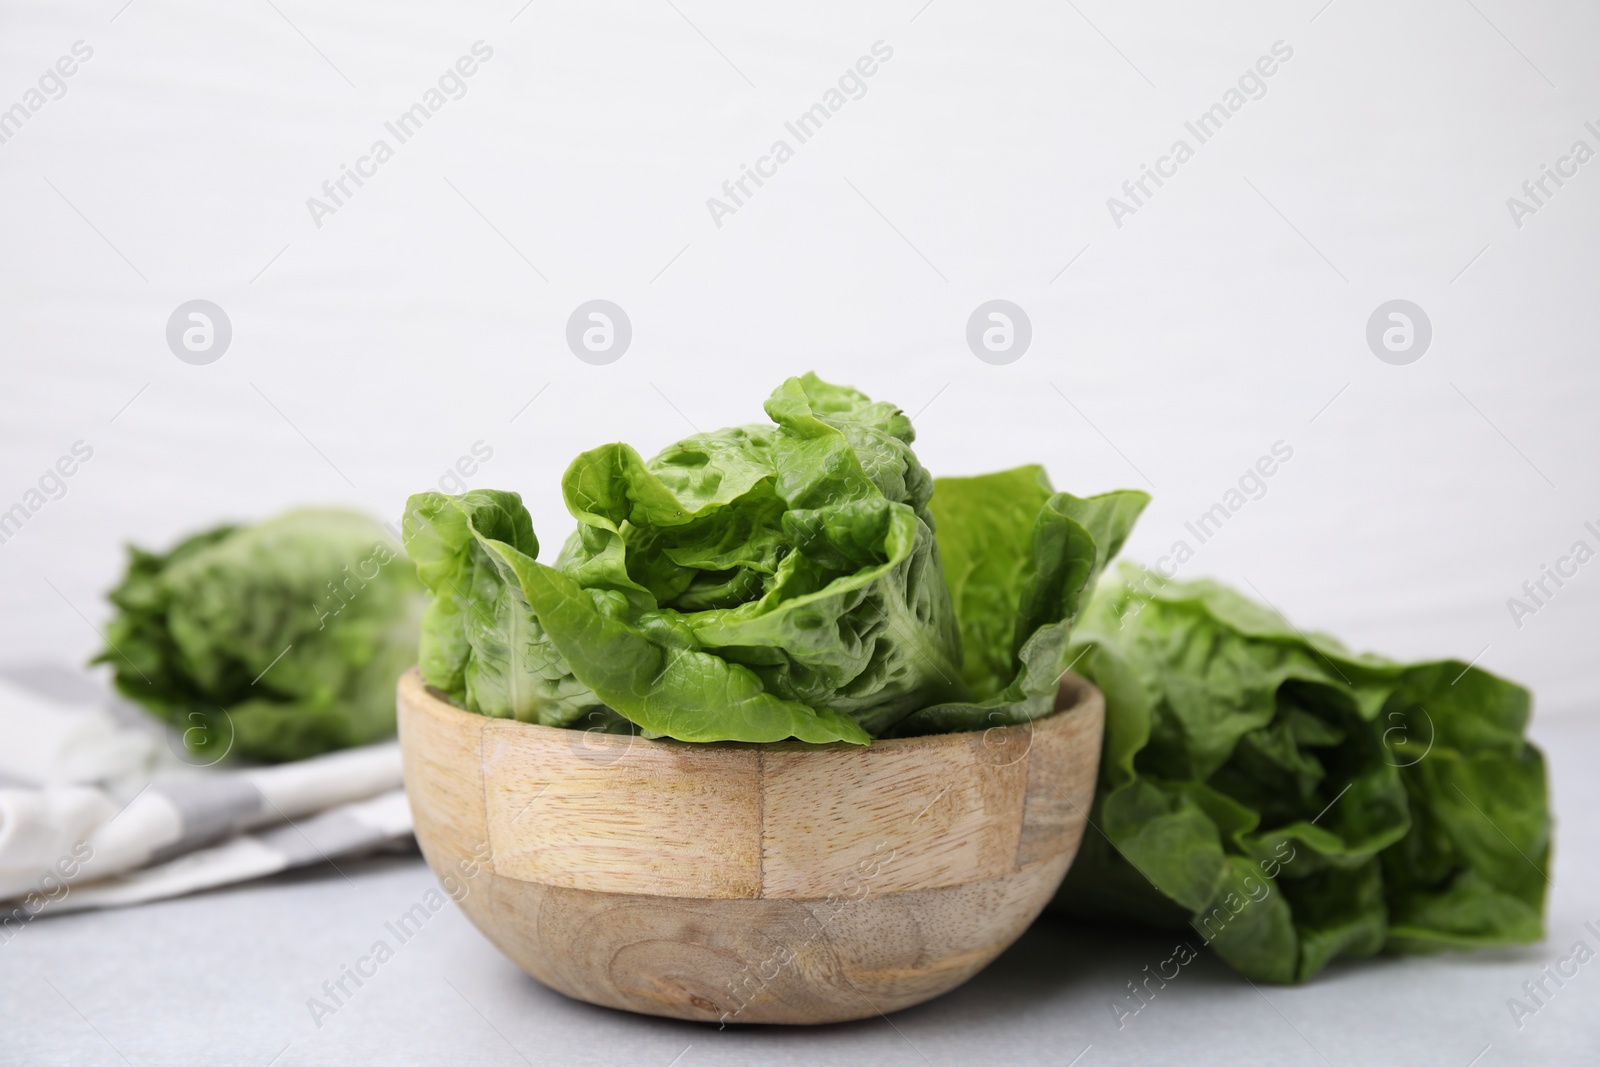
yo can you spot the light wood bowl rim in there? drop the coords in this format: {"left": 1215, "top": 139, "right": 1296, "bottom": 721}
{"left": 399, "top": 666, "right": 1099, "bottom": 753}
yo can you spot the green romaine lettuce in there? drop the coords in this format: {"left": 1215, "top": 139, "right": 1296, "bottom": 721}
{"left": 403, "top": 375, "right": 1147, "bottom": 744}
{"left": 895, "top": 465, "right": 1149, "bottom": 735}
{"left": 1054, "top": 563, "right": 1550, "bottom": 982}
{"left": 94, "top": 509, "right": 424, "bottom": 762}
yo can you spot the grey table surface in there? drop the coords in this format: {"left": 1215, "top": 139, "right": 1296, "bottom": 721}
{"left": 2, "top": 713, "right": 1593, "bottom": 1067}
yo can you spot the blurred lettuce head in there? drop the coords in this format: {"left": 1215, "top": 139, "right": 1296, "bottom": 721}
{"left": 95, "top": 508, "right": 423, "bottom": 762}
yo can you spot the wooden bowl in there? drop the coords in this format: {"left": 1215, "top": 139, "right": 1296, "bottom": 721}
{"left": 397, "top": 667, "right": 1103, "bottom": 1025}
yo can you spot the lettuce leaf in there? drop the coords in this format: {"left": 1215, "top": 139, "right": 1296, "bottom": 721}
{"left": 401, "top": 490, "right": 610, "bottom": 728}
{"left": 1053, "top": 564, "right": 1550, "bottom": 982}
{"left": 893, "top": 466, "right": 1148, "bottom": 735}
{"left": 94, "top": 509, "right": 424, "bottom": 762}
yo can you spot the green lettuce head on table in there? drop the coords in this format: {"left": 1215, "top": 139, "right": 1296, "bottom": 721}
{"left": 95, "top": 509, "right": 424, "bottom": 762}
{"left": 1054, "top": 564, "right": 1551, "bottom": 982}
{"left": 402, "top": 373, "right": 1149, "bottom": 743}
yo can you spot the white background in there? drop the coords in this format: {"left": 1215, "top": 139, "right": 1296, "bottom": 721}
{"left": 2, "top": 0, "right": 1597, "bottom": 717}
{"left": 2, "top": 3, "right": 1599, "bottom": 1064}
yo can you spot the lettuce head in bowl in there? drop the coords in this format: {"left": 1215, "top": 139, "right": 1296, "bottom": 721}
{"left": 401, "top": 373, "right": 1148, "bottom": 743}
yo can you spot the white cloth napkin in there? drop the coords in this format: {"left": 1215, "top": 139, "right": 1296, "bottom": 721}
{"left": 40, "top": 789, "right": 415, "bottom": 914}
{"left": 0, "top": 672, "right": 415, "bottom": 927}
{"left": 0, "top": 673, "right": 160, "bottom": 793}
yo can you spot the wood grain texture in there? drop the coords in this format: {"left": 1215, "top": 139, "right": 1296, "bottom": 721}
{"left": 464, "top": 855, "right": 1073, "bottom": 1025}
{"left": 397, "top": 668, "right": 1104, "bottom": 1024}
{"left": 1016, "top": 672, "right": 1102, "bottom": 868}
{"left": 396, "top": 676, "right": 488, "bottom": 870}
{"left": 480, "top": 719, "right": 763, "bottom": 898}
{"left": 759, "top": 734, "right": 1027, "bottom": 897}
